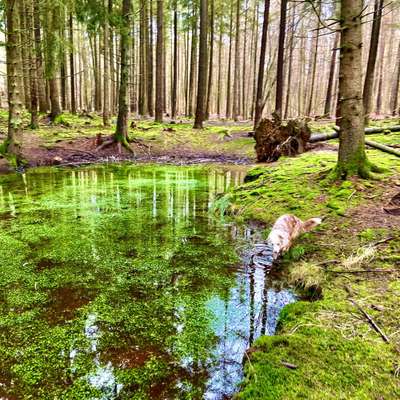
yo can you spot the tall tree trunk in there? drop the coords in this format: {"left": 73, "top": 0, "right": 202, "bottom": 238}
{"left": 103, "top": 0, "right": 110, "bottom": 126}
{"left": 108, "top": 0, "right": 116, "bottom": 113}
{"left": 363, "top": 0, "right": 384, "bottom": 124}
{"left": 250, "top": 1, "right": 259, "bottom": 119}
{"left": 306, "top": 1, "right": 321, "bottom": 116}
{"left": 389, "top": 41, "right": 400, "bottom": 116}
{"left": 188, "top": 9, "right": 198, "bottom": 117}
{"left": 284, "top": 3, "right": 295, "bottom": 119}
{"left": 205, "top": 0, "right": 215, "bottom": 119}
{"left": 274, "top": 0, "right": 287, "bottom": 119}
{"left": 33, "top": 0, "right": 47, "bottom": 112}
{"left": 335, "top": 0, "right": 372, "bottom": 179}
{"left": 114, "top": 0, "right": 133, "bottom": 150}
{"left": 6, "top": 0, "right": 24, "bottom": 161}
{"left": 46, "top": 2, "right": 62, "bottom": 121}
{"left": 147, "top": 0, "right": 154, "bottom": 116}
{"left": 155, "top": 0, "right": 164, "bottom": 122}
{"left": 139, "top": 0, "right": 148, "bottom": 116}
{"left": 18, "top": 0, "right": 30, "bottom": 109}
{"left": 254, "top": 0, "right": 270, "bottom": 130}
{"left": 171, "top": 0, "right": 178, "bottom": 119}
{"left": 26, "top": 0, "right": 38, "bottom": 128}
{"left": 225, "top": 2, "right": 234, "bottom": 119}
{"left": 193, "top": 0, "right": 208, "bottom": 128}
{"left": 217, "top": 22, "right": 223, "bottom": 117}
{"left": 232, "top": 0, "right": 241, "bottom": 121}
{"left": 241, "top": 0, "right": 249, "bottom": 119}
{"left": 69, "top": 14, "right": 77, "bottom": 114}
{"left": 375, "top": 38, "right": 385, "bottom": 116}
{"left": 324, "top": 31, "right": 339, "bottom": 117}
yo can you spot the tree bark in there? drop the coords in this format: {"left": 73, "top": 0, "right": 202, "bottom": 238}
{"left": 103, "top": 0, "right": 110, "bottom": 126}
{"left": 254, "top": 0, "right": 270, "bottom": 130}
{"left": 147, "top": 0, "right": 154, "bottom": 116}
{"left": 389, "top": 41, "right": 400, "bottom": 116}
{"left": 363, "top": 0, "right": 384, "bottom": 124}
{"left": 232, "top": 0, "right": 241, "bottom": 121}
{"left": 225, "top": 2, "right": 234, "bottom": 119}
{"left": 335, "top": 0, "right": 372, "bottom": 179}
{"left": 33, "top": 0, "right": 47, "bottom": 112}
{"left": 6, "top": 0, "right": 24, "bottom": 161}
{"left": 274, "top": 0, "right": 287, "bottom": 119}
{"left": 69, "top": 14, "right": 76, "bottom": 114}
{"left": 155, "top": 0, "right": 164, "bottom": 122}
{"left": 114, "top": 0, "right": 132, "bottom": 150}
{"left": 205, "top": 0, "right": 215, "bottom": 119}
{"left": 171, "top": 0, "right": 178, "bottom": 119}
{"left": 193, "top": 0, "right": 208, "bottom": 128}
{"left": 324, "top": 32, "right": 339, "bottom": 117}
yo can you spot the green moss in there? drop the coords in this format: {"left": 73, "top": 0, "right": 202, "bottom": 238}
{"left": 238, "top": 329, "right": 399, "bottom": 400}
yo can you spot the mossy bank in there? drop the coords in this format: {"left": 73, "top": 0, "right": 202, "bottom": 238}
{"left": 214, "top": 149, "right": 400, "bottom": 399}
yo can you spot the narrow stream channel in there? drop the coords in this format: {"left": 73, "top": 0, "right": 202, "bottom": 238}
{"left": 0, "top": 164, "right": 295, "bottom": 399}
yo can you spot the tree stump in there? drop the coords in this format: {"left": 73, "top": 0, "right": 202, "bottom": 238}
{"left": 254, "top": 115, "right": 311, "bottom": 162}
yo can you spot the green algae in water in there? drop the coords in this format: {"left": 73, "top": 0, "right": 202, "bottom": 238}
{"left": 0, "top": 164, "right": 294, "bottom": 399}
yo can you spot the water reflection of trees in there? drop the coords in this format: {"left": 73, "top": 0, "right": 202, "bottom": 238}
{"left": 0, "top": 165, "right": 258, "bottom": 399}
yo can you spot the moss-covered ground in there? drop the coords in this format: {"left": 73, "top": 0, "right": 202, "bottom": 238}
{"left": 214, "top": 147, "right": 400, "bottom": 399}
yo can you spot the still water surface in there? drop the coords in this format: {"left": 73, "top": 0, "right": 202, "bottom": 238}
{"left": 0, "top": 164, "right": 295, "bottom": 399}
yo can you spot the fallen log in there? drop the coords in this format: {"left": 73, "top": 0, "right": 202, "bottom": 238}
{"left": 309, "top": 127, "right": 400, "bottom": 158}
{"left": 309, "top": 125, "right": 400, "bottom": 143}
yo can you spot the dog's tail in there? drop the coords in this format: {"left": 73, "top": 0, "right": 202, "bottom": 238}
{"left": 301, "top": 217, "right": 322, "bottom": 233}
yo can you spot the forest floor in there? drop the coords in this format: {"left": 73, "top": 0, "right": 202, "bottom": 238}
{"left": 214, "top": 147, "right": 400, "bottom": 399}
{"left": 1, "top": 111, "right": 400, "bottom": 398}
{"left": 0, "top": 111, "right": 348, "bottom": 170}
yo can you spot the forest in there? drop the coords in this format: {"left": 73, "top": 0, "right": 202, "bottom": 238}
{"left": 0, "top": 0, "right": 400, "bottom": 399}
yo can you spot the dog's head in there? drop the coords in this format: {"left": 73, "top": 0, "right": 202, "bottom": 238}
{"left": 302, "top": 217, "right": 322, "bottom": 232}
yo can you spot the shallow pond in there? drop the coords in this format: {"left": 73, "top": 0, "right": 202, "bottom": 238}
{"left": 0, "top": 164, "right": 295, "bottom": 399}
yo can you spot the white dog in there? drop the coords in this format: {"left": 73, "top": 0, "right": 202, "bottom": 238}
{"left": 268, "top": 214, "right": 322, "bottom": 259}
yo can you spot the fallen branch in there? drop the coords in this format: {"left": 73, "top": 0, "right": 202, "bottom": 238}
{"left": 330, "top": 269, "right": 398, "bottom": 274}
{"left": 365, "top": 140, "right": 400, "bottom": 157}
{"left": 345, "top": 285, "right": 390, "bottom": 343}
{"left": 281, "top": 361, "right": 298, "bottom": 370}
{"left": 309, "top": 125, "right": 400, "bottom": 143}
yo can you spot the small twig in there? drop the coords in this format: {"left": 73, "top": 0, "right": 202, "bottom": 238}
{"left": 371, "top": 237, "right": 395, "bottom": 247}
{"left": 244, "top": 350, "right": 258, "bottom": 382}
{"left": 330, "top": 269, "right": 398, "bottom": 274}
{"left": 281, "top": 361, "right": 298, "bottom": 370}
{"left": 344, "top": 285, "right": 390, "bottom": 343}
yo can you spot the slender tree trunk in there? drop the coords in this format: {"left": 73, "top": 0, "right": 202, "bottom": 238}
{"left": 18, "top": 0, "right": 30, "bottom": 109}
{"left": 254, "top": 0, "right": 270, "bottom": 130}
{"left": 225, "top": 2, "right": 234, "bottom": 119}
{"left": 6, "top": 0, "right": 24, "bottom": 160}
{"left": 363, "top": 0, "right": 384, "bottom": 124}
{"left": 241, "top": 0, "right": 248, "bottom": 119}
{"left": 69, "top": 14, "right": 76, "bottom": 114}
{"left": 103, "top": 0, "right": 110, "bottom": 126}
{"left": 33, "top": 0, "right": 47, "bottom": 112}
{"left": 324, "top": 31, "right": 339, "bottom": 117}
{"left": 139, "top": 0, "right": 148, "bottom": 116}
{"left": 171, "top": 1, "right": 178, "bottom": 119}
{"left": 108, "top": 0, "right": 116, "bottom": 114}
{"left": 114, "top": 0, "right": 133, "bottom": 150}
{"left": 306, "top": 1, "right": 321, "bottom": 116}
{"left": 389, "top": 41, "right": 400, "bottom": 116}
{"left": 284, "top": 3, "right": 295, "bottom": 119}
{"left": 205, "top": 0, "right": 215, "bottom": 119}
{"left": 250, "top": 1, "right": 259, "bottom": 119}
{"left": 26, "top": 0, "right": 38, "bottom": 128}
{"left": 147, "top": 0, "right": 154, "bottom": 116}
{"left": 155, "top": 0, "right": 164, "bottom": 122}
{"left": 375, "top": 38, "right": 385, "bottom": 116}
{"left": 335, "top": 0, "right": 372, "bottom": 179}
{"left": 188, "top": 10, "right": 198, "bottom": 117}
{"left": 232, "top": 0, "right": 241, "bottom": 121}
{"left": 217, "top": 22, "right": 223, "bottom": 117}
{"left": 274, "top": 0, "right": 287, "bottom": 119}
{"left": 193, "top": 0, "right": 208, "bottom": 128}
